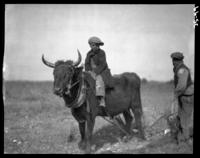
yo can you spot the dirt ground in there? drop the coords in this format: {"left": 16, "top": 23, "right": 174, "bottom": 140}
{"left": 4, "top": 81, "right": 193, "bottom": 154}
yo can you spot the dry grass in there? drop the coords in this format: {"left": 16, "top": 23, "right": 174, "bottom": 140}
{"left": 4, "top": 81, "right": 192, "bottom": 154}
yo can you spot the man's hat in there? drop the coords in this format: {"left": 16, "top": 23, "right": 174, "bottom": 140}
{"left": 88, "top": 36, "right": 104, "bottom": 46}
{"left": 171, "top": 52, "right": 184, "bottom": 60}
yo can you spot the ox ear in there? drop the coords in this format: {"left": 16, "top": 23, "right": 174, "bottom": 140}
{"left": 72, "top": 49, "right": 82, "bottom": 67}
{"left": 74, "top": 66, "right": 83, "bottom": 76}
{"left": 42, "top": 54, "right": 55, "bottom": 68}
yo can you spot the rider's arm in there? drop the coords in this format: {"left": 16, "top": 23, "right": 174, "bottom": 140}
{"left": 85, "top": 52, "right": 92, "bottom": 71}
{"left": 93, "top": 50, "right": 107, "bottom": 75}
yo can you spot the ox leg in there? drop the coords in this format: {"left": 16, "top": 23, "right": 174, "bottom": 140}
{"left": 132, "top": 107, "right": 145, "bottom": 140}
{"left": 121, "top": 110, "right": 134, "bottom": 142}
{"left": 85, "top": 115, "right": 95, "bottom": 153}
{"left": 131, "top": 89, "right": 146, "bottom": 140}
{"left": 123, "top": 110, "right": 133, "bottom": 135}
{"left": 78, "top": 122, "right": 86, "bottom": 150}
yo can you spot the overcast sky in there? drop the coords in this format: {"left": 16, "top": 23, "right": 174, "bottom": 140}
{"left": 4, "top": 4, "right": 195, "bottom": 81}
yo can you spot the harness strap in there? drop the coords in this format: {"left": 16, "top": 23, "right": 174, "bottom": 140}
{"left": 69, "top": 72, "right": 87, "bottom": 109}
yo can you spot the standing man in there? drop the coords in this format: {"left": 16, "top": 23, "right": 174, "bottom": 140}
{"left": 85, "top": 36, "right": 113, "bottom": 107}
{"left": 169, "top": 52, "right": 194, "bottom": 143}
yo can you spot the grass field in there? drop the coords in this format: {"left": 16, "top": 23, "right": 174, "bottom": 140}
{"left": 3, "top": 81, "right": 193, "bottom": 154}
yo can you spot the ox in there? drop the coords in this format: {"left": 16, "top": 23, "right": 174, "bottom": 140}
{"left": 42, "top": 50, "right": 145, "bottom": 153}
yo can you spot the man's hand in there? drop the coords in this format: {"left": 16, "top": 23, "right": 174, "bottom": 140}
{"left": 87, "top": 71, "right": 96, "bottom": 79}
{"left": 168, "top": 113, "right": 177, "bottom": 122}
{"left": 171, "top": 96, "right": 178, "bottom": 113}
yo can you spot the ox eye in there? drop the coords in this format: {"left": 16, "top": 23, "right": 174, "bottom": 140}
{"left": 64, "top": 73, "right": 68, "bottom": 78}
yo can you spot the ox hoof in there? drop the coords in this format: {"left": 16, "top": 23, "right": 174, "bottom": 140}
{"left": 78, "top": 141, "right": 86, "bottom": 150}
{"left": 137, "top": 133, "right": 146, "bottom": 141}
{"left": 84, "top": 144, "right": 92, "bottom": 154}
{"left": 122, "top": 135, "right": 133, "bottom": 142}
{"left": 134, "top": 129, "right": 146, "bottom": 140}
{"left": 85, "top": 148, "right": 92, "bottom": 154}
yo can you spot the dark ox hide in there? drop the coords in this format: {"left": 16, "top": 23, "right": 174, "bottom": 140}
{"left": 42, "top": 51, "right": 145, "bottom": 153}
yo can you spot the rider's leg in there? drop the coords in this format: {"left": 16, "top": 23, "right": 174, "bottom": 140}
{"left": 96, "top": 75, "right": 105, "bottom": 106}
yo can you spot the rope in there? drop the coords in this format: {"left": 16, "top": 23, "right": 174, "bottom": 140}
{"left": 69, "top": 80, "right": 80, "bottom": 89}
{"left": 145, "top": 111, "right": 178, "bottom": 137}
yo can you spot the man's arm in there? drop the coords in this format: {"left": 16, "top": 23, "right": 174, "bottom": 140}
{"left": 174, "top": 68, "right": 189, "bottom": 97}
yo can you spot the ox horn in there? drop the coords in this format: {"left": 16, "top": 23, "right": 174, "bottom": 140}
{"left": 72, "top": 49, "right": 82, "bottom": 66}
{"left": 42, "top": 54, "right": 55, "bottom": 68}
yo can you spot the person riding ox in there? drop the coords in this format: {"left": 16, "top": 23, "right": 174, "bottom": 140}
{"left": 85, "top": 36, "right": 113, "bottom": 107}
{"left": 41, "top": 41, "right": 145, "bottom": 153}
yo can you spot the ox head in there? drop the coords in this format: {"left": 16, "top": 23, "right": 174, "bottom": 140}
{"left": 42, "top": 50, "right": 82, "bottom": 97}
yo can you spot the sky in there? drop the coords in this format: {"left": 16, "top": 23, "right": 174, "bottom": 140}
{"left": 4, "top": 4, "right": 195, "bottom": 81}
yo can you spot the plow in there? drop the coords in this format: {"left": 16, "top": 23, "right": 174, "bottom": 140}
{"left": 101, "top": 110, "right": 177, "bottom": 140}
{"left": 100, "top": 100, "right": 179, "bottom": 140}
